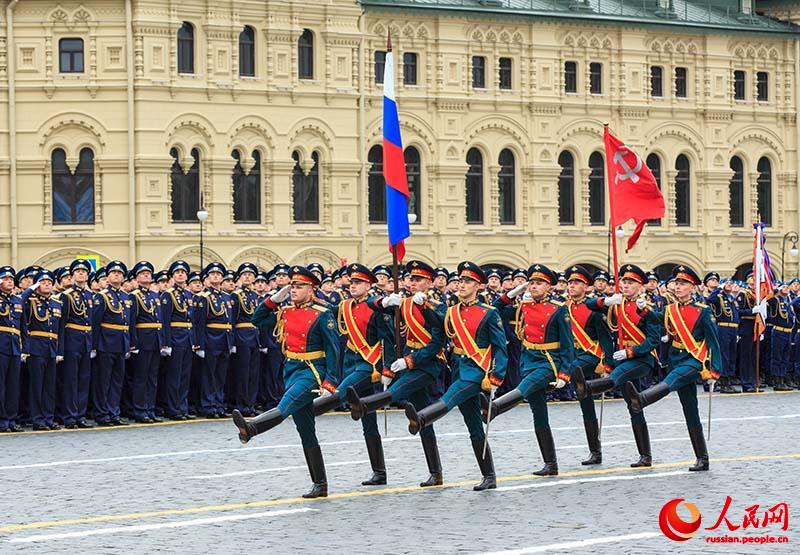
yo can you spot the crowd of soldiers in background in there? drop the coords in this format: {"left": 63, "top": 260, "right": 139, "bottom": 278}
{"left": 0, "top": 255, "right": 796, "bottom": 433}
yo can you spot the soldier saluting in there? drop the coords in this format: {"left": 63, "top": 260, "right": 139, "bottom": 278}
{"left": 233, "top": 266, "right": 340, "bottom": 499}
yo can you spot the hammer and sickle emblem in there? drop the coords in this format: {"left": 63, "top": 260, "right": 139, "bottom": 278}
{"left": 614, "top": 147, "right": 642, "bottom": 185}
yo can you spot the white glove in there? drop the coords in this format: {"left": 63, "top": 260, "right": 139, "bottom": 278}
{"left": 549, "top": 379, "right": 566, "bottom": 390}
{"left": 661, "top": 335, "right": 670, "bottom": 343}
{"left": 612, "top": 349, "right": 628, "bottom": 361}
{"left": 605, "top": 293, "right": 623, "bottom": 306}
{"left": 412, "top": 291, "right": 427, "bottom": 305}
{"left": 507, "top": 283, "right": 528, "bottom": 299}
{"left": 490, "top": 384, "right": 499, "bottom": 396}
{"left": 636, "top": 297, "right": 647, "bottom": 310}
{"left": 196, "top": 350, "right": 205, "bottom": 359}
{"left": 130, "top": 349, "right": 140, "bottom": 355}
{"left": 751, "top": 300, "right": 767, "bottom": 320}
{"left": 270, "top": 285, "right": 291, "bottom": 304}
{"left": 259, "top": 348, "right": 269, "bottom": 354}
{"left": 708, "top": 379, "right": 717, "bottom": 389}
{"left": 29, "top": 282, "right": 41, "bottom": 291}
{"left": 382, "top": 293, "right": 403, "bottom": 308}
{"left": 319, "top": 388, "right": 332, "bottom": 398}
{"left": 20, "top": 353, "right": 29, "bottom": 363}
{"left": 160, "top": 347, "right": 172, "bottom": 357}
{"left": 230, "top": 346, "right": 237, "bottom": 354}
{"left": 522, "top": 292, "right": 532, "bottom": 301}
{"left": 390, "top": 358, "right": 408, "bottom": 373}
{"left": 90, "top": 350, "right": 97, "bottom": 359}
{"left": 381, "top": 374, "right": 393, "bottom": 389}
{"left": 56, "top": 355, "right": 64, "bottom": 363}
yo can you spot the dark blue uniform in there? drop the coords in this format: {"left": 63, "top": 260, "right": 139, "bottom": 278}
{"left": 769, "top": 295, "right": 795, "bottom": 386}
{"left": 0, "top": 288, "right": 24, "bottom": 431}
{"left": 58, "top": 284, "right": 94, "bottom": 426}
{"left": 736, "top": 288, "right": 758, "bottom": 391}
{"left": 91, "top": 286, "right": 130, "bottom": 424}
{"left": 129, "top": 287, "right": 164, "bottom": 420}
{"left": 706, "top": 287, "right": 739, "bottom": 381}
{"left": 231, "top": 286, "right": 261, "bottom": 415}
{"left": 160, "top": 285, "right": 195, "bottom": 418}
{"left": 257, "top": 290, "right": 284, "bottom": 411}
{"left": 194, "top": 287, "right": 233, "bottom": 417}
{"left": 21, "top": 288, "right": 63, "bottom": 428}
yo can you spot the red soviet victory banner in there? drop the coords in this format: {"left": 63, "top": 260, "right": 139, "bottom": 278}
{"left": 604, "top": 126, "right": 665, "bottom": 252}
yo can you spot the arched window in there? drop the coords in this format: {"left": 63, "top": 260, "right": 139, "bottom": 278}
{"left": 757, "top": 157, "right": 772, "bottom": 226}
{"left": 232, "top": 150, "right": 261, "bottom": 223}
{"left": 729, "top": 156, "right": 744, "bottom": 228}
{"left": 498, "top": 149, "right": 516, "bottom": 225}
{"left": 646, "top": 153, "right": 662, "bottom": 226}
{"left": 588, "top": 151, "right": 605, "bottom": 226}
{"left": 558, "top": 151, "right": 574, "bottom": 225}
{"left": 170, "top": 148, "right": 200, "bottom": 222}
{"left": 368, "top": 145, "right": 385, "bottom": 223}
{"left": 52, "top": 147, "right": 95, "bottom": 224}
{"left": 292, "top": 151, "right": 319, "bottom": 223}
{"left": 405, "top": 146, "right": 421, "bottom": 224}
{"left": 239, "top": 26, "right": 255, "bottom": 77}
{"left": 298, "top": 29, "right": 313, "bottom": 80}
{"left": 177, "top": 22, "right": 194, "bottom": 74}
{"left": 675, "top": 154, "right": 691, "bottom": 226}
{"left": 466, "top": 148, "right": 484, "bottom": 224}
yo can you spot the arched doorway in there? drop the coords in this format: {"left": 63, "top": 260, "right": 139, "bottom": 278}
{"left": 734, "top": 262, "right": 751, "bottom": 282}
{"left": 653, "top": 263, "right": 679, "bottom": 281}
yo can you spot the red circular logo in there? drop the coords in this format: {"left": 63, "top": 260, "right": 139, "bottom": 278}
{"left": 659, "top": 498, "right": 702, "bottom": 541}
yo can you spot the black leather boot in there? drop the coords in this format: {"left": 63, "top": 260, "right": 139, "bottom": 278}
{"left": 232, "top": 407, "right": 283, "bottom": 444}
{"left": 347, "top": 387, "right": 392, "bottom": 421}
{"left": 406, "top": 400, "right": 448, "bottom": 435}
{"left": 583, "top": 377, "right": 614, "bottom": 398}
{"left": 419, "top": 434, "right": 443, "bottom": 487}
{"left": 630, "top": 421, "right": 652, "bottom": 467}
{"left": 532, "top": 429, "right": 558, "bottom": 476}
{"left": 313, "top": 392, "right": 342, "bottom": 417}
{"left": 302, "top": 445, "right": 328, "bottom": 498}
{"left": 572, "top": 367, "right": 589, "bottom": 400}
{"left": 471, "top": 440, "right": 497, "bottom": 491}
{"left": 481, "top": 389, "right": 523, "bottom": 423}
{"left": 581, "top": 418, "right": 602, "bottom": 465}
{"left": 687, "top": 426, "right": 709, "bottom": 471}
{"left": 626, "top": 381, "right": 670, "bottom": 413}
{"left": 361, "top": 435, "right": 387, "bottom": 486}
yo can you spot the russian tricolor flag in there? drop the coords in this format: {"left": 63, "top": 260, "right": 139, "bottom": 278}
{"left": 382, "top": 43, "right": 410, "bottom": 261}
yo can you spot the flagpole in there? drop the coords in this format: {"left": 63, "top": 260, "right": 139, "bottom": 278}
{"left": 754, "top": 222, "right": 761, "bottom": 394}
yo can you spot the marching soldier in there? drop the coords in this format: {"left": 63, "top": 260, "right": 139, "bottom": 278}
{"left": 572, "top": 265, "right": 661, "bottom": 467}
{"left": 405, "top": 262, "right": 508, "bottom": 491}
{"left": 194, "top": 262, "right": 233, "bottom": 418}
{"left": 627, "top": 265, "right": 722, "bottom": 472}
{"left": 59, "top": 259, "right": 95, "bottom": 429}
{"left": 129, "top": 261, "right": 165, "bottom": 423}
{"left": 345, "top": 260, "right": 447, "bottom": 487}
{"left": 592, "top": 270, "right": 611, "bottom": 297}
{"left": 233, "top": 266, "right": 341, "bottom": 498}
{"left": 231, "top": 263, "right": 261, "bottom": 416}
{"left": 564, "top": 265, "right": 614, "bottom": 465}
{"left": 160, "top": 260, "right": 194, "bottom": 420}
{"left": 373, "top": 265, "right": 391, "bottom": 295}
{"left": 313, "top": 263, "right": 394, "bottom": 486}
{"left": 257, "top": 269, "right": 284, "bottom": 411}
{"left": 486, "top": 264, "right": 573, "bottom": 476}
{"left": 92, "top": 261, "right": 131, "bottom": 427}
{"left": 0, "top": 266, "right": 24, "bottom": 432}
{"left": 20, "top": 270, "right": 64, "bottom": 431}
{"left": 706, "top": 276, "right": 740, "bottom": 394}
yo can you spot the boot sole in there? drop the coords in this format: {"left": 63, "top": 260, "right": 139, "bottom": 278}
{"left": 345, "top": 388, "right": 362, "bottom": 421}
{"left": 231, "top": 410, "right": 251, "bottom": 444}
{"left": 404, "top": 404, "right": 421, "bottom": 435}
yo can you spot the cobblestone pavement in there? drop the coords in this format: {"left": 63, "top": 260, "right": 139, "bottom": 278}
{"left": 1, "top": 389, "right": 798, "bottom": 554}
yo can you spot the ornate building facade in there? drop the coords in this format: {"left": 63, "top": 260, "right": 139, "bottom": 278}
{"left": 0, "top": 0, "right": 799, "bottom": 277}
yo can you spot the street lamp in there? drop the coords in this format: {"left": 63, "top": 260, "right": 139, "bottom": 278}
{"left": 781, "top": 231, "right": 798, "bottom": 280}
{"left": 197, "top": 207, "right": 209, "bottom": 269}
{"left": 615, "top": 226, "right": 625, "bottom": 239}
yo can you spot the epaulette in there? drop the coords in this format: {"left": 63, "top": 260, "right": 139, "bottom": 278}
{"left": 695, "top": 301, "right": 708, "bottom": 308}
{"left": 132, "top": 289, "right": 143, "bottom": 297}
{"left": 549, "top": 299, "right": 565, "bottom": 307}
{"left": 165, "top": 287, "right": 174, "bottom": 293}
{"left": 311, "top": 302, "right": 330, "bottom": 312}
{"left": 198, "top": 291, "right": 210, "bottom": 298}
{"left": 51, "top": 296, "right": 63, "bottom": 305}
{"left": 62, "top": 286, "right": 74, "bottom": 294}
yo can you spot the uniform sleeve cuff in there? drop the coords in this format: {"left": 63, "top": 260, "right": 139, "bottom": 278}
{"left": 500, "top": 293, "right": 511, "bottom": 304}
{"left": 557, "top": 372, "right": 571, "bottom": 383}
{"left": 625, "top": 347, "right": 634, "bottom": 359}
{"left": 596, "top": 297, "right": 606, "bottom": 309}
{"left": 321, "top": 380, "right": 337, "bottom": 394}
{"left": 381, "top": 367, "right": 395, "bottom": 379}
{"left": 403, "top": 355, "right": 415, "bottom": 370}
{"left": 264, "top": 298, "right": 278, "bottom": 310}
{"left": 488, "top": 373, "right": 503, "bottom": 387}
